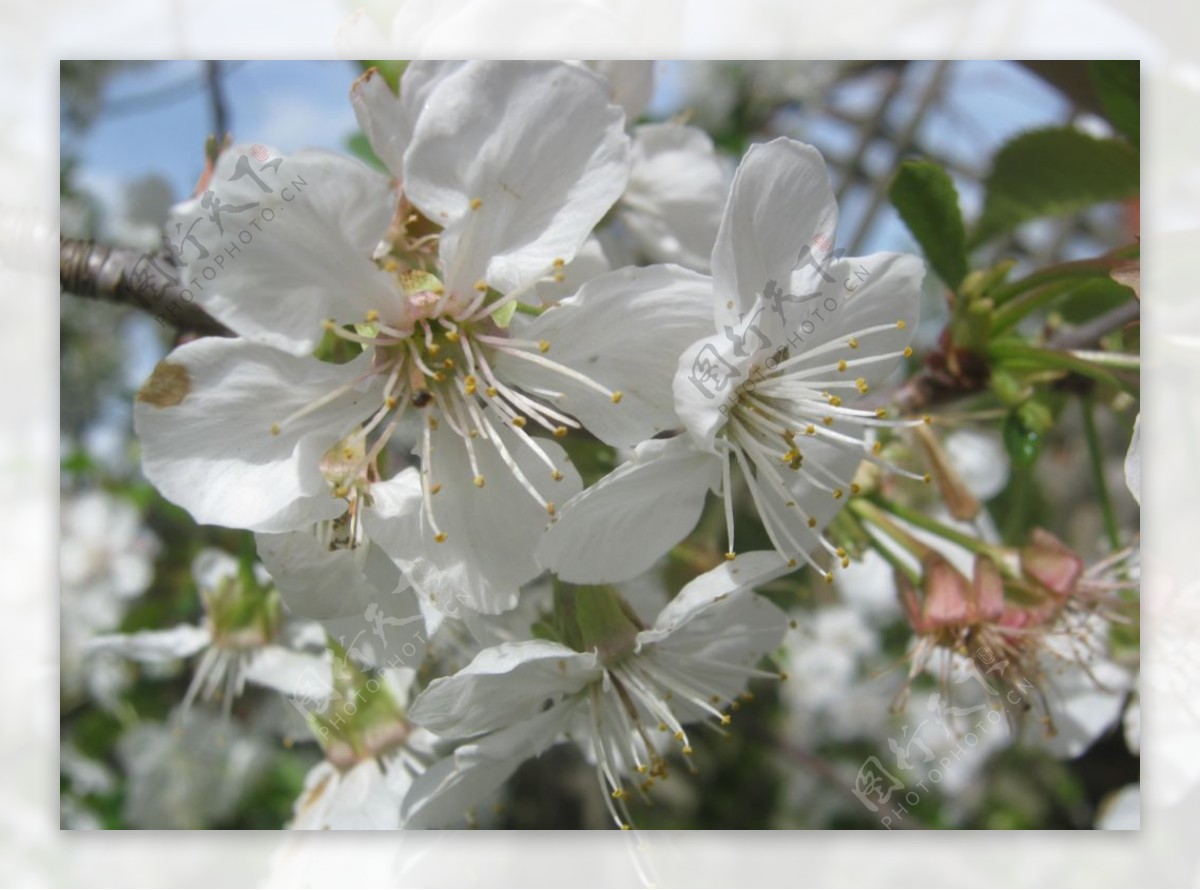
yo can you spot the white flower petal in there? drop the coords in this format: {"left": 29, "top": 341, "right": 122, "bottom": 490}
{"left": 620, "top": 123, "right": 728, "bottom": 271}
{"left": 190, "top": 547, "right": 241, "bottom": 593}
{"left": 780, "top": 250, "right": 923, "bottom": 389}
{"left": 583, "top": 60, "right": 656, "bottom": 121}
{"left": 319, "top": 585, "right": 427, "bottom": 671}
{"left": 403, "top": 61, "right": 630, "bottom": 299}
{"left": 537, "top": 436, "right": 721, "bottom": 584}
{"left": 673, "top": 327, "right": 757, "bottom": 452}
{"left": 170, "top": 148, "right": 400, "bottom": 354}
{"left": 531, "top": 234, "right": 612, "bottom": 306}
{"left": 710, "top": 138, "right": 838, "bottom": 331}
{"left": 351, "top": 62, "right": 467, "bottom": 179}
{"left": 134, "top": 339, "right": 381, "bottom": 533}
{"left": 402, "top": 701, "right": 576, "bottom": 829}
{"left": 244, "top": 647, "right": 334, "bottom": 701}
{"left": 648, "top": 551, "right": 790, "bottom": 635}
{"left": 87, "top": 624, "right": 211, "bottom": 663}
{"left": 408, "top": 639, "right": 598, "bottom": 738}
{"left": 255, "top": 528, "right": 402, "bottom": 621}
{"left": 1096, "top": 784, "right": 1140, "bottom": 830}
{"left": 1124, "top": 413, "right": 1141, "bottom": 505}
{"left": 364, "top": 422, "right": 582, "bottom": 615}
{"left": 500, "top": 264, "right": 714, "bottom": 448}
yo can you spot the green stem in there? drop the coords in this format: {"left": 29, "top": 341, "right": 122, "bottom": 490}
{"left": 991, "top": 279, "right": 1085, "bottom": 332}
{"left": 988, "top": 246, "right": 1139, "bottom": 307}
{"left": 849, "top": 499, "right": 931, "bottom": 563}
{"left": 1081, "top": 396, "right": 1122, "bottom": 552}
{"left": 870, "top": 498, "right": 1015, "bottom": 574}
{"left": 989, "top": 342, "right": 1139, "bottom": 397}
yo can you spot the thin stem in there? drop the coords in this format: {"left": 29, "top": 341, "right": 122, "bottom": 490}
{"left": 1081, "top": 396, "right": 1122, "bottom": 552}
{"left": 848, "top": 499, "right": 932, "bottom": 564}
{"left": 988, "top": 342, "right": 1138, "bottom": 398}
{"left": 867, "top": 497, "right": 1013, "bottom": 572}
{"left": 988, "top": 246, "right": 1139, "bottom": 307}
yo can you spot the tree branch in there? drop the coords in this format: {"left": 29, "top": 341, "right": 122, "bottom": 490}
{"left": 59, "top": 236, "right": 230, "bottom": 336}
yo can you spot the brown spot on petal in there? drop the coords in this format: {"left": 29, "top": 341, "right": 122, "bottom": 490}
{"left": 137, "top": 361, "right": 191, "bottom": 408}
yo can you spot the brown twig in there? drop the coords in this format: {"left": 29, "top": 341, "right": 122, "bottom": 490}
{"left": 59, "top": 236, "right": 230, "bottom": 336}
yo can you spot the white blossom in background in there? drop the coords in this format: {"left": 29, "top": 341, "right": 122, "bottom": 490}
{"left": 116, "top": 710, "right": 270, "bottom": 829}
{"left": 89, "top": 549, "right": 334, "bottom": 715}
{"left": 60, "top": 490, "right": 159, "bottom": 708}
{"left": 537, "top": 138, "right": 925, "bottom": 583}
{"left": 289, "top": 667, "right": 433, "bottom": 830}
{"left": 402, "top": 554, "right": 788, "bottom": 829}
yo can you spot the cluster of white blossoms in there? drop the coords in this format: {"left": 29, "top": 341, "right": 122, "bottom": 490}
{"left": 127, "top": 60, "right": 949, "bottom": 829}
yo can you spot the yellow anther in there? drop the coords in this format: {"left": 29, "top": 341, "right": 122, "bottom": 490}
{"left": 719, "top": 714, "right": 731, "bottom": 726}
{"left": 434, "top": 532, "right": 448, "bottom": 543}
{"left": 833, "top": 488, "right": 844, "bottom": 499}
{"left": 511, "top": 416, "right": 526, "bottom": 428}
{"left": 538, "top": 339, "right": 550, "bottom": 353}
{"left": 725, "top": 552, "right": 737, "bottom": 561}
{"left": 333, "top": 485, "right": 349, "bottom": 498}
{"left": 805, "top": 424, "right": 816, "bottom": 435}
{"left": 896, "top": 319, "right": 907, "bottom": 329}
{"left": 430, "top": 483, "right": 442, "bottom": 495}
{"left": 474, "top": 475, "right": 486, "bottom": 488}
{"left": 789, "top": 619, "right": 798, "bottom": 629}
{"left": 850, "top": 483, "right": 861, "bottom": 495}
{"left": 620, "top": 824, "right": 631, "bottom": 831}
{"left": 855, "top": 377, "right": 869, "bottom": 394}
{"left": 365, "top": 309, "right": 379, "bottom": 322}
{"left": 778, "top": 671, "right": 789, "bottom": 681}
{"left": 824, "top": 572, "right": 834, "bottom": 583}
{"left": 836, "top": 547, "right": 847, "bottom": 557}
{"left": 636, "top": 765, "right": 648, "bottom": 775}
{"left": 553, "top": 257, "right": 565, "bottom": 268}
{"left": 848, "top": 338, "right": 859, "bottom": 349}
{"left": 785, "top": 500, "right": 796, "bottom": 507}
{"left": 841, "top": 558, "right": 851, "bottom": 568}
{"left": 922, "top": 472, "right": 933, "bottom": 484}
{"left": 682, "top": 746, "right": 694, "bottom": 756}
{"left": 428, "top": 343, "right": 441, "bottom": 356}
{"left": 433, "top": 371, "right": 446, "bottom": 382}
{"left": 343, "top": 448, "right": 356, "bottom": 460}
{"left": 658, "top": 723, "right": 668, "bottom": 732}
{"left": 322, "top": 318, "right": 336, "bottom": 331}
{"left": 787, "top": 558, "right": 798, "bottom": 568}
{"left": 485, "top": 386, "right": 498, "bottom": 397}
{"left": 922, "top": 414, "right": 933, "bottom": 424}
{"left": 828, "top": 395, "right": 842, "bottom": 407}
{"left": 610, "top": 391, "right": 623, "bottom": 404}
{"left": 442, "top": 357, "right": 455, "bottom": 370}
{"left": 903, "top": 346, "right": 914, "bottom": 357}
{"left": 837, "top": 359, "right": 848, "bottom": 372}
{"left": 464, "top": 376, "right": 477, "bottom": 395}
{"left": 674, "top": 731, "right": 685, "bottom": 742}
{"left": 385, "top": 396, "right": 398, "bottom": 409}
{"left": 807, "top": 517, "right": 817, "bottom": 528}
{"left": 823, "top": 416, "right": 834, "bottom": 426}
{"left": 551, "top": 469, "right": 564, "bottom": 481}
{"left": 474, "top": 280, "right": 488, "bottom": 292}
{"left": 270, "top": 423, "right": 281, "bottom": 436}
{"left": 872, "top": 441, "right": 883, "bottom": 454}
{"left": 874, "top": 407, "right": 887, "bottom": 418}
{"left": 546, "top": 502, "right": 556, "bottom": 516}
{"left": 470, "top": 197, "right": 483, "bottom": 210}
{"left": 445, "top": 330, "right": 460, "bottom": 342}
{"left": 553, "top": 426, "right": 568, "bottom": 438}
{"left": 612, "top": 788, "right": 625, "bottom": 800}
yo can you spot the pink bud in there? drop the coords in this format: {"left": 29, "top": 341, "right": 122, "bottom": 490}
{"left": 1021, "top": 528, "right": 1084, "bottom": 597}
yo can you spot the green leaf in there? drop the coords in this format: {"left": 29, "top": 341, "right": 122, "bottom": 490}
{"left": 888, "top": 160, "right": 968, "bottom": 290}
{"left": 971, "top": 127, "right": 1139, "bottom": 246}
{"left": 1088, "top": 60, "right": 1139, "bottom": 147}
